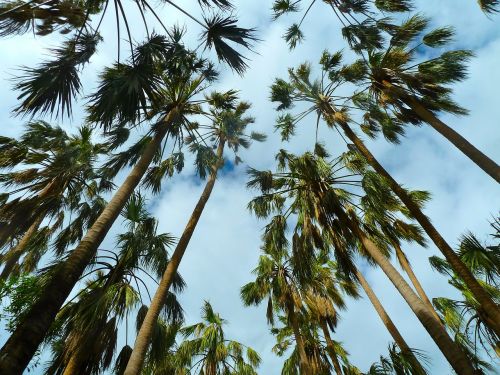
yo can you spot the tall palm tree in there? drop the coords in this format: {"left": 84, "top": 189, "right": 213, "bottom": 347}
{"left": 0, "top": 123, "right": 109, "bottom": 280}
{"left": 354, "top": 15, "right": 499, "bottom": 181}
{"left": 241, "top": 250, "right": 314, "bottom": 374}
{"left": 124, "top": 98, "right": 265, "bottom": 374}
{"left": 246, "top": 151, "right": 476, "bottom": 374}
{"left": 270, "top": 56, "right": 500, "bottom": 339}
{"left": 0, "top": 35, "right": 245, "bottom": 373}
{"left": 175, "top": 301, "right": 261, "bottom": 374}
{"left": 44, "top": 193, "right": 184, "bottom": 375}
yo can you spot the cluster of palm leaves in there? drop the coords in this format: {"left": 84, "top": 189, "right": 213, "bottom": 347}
{"left": 0, "top": 0, "right": 498, "bottom": 373}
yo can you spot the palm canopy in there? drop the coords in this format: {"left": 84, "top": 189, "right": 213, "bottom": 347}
{"left": 270, "top": 15, "right": 471, "bottom": 144}
{"left": 43, "top": 192, "right": 184, "bottom": 375}
{"left": 176, "top": 300, "right": 261, "bottom": 375}
{"left": 0, "top": 121, "right": 110, "bottom": 249}
{"left": 1, "top": 0, "right": 257, "bottom": 118}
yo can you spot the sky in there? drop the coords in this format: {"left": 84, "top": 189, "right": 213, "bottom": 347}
{"left": 0, "top": 0, "right": 499, "bottom": 374}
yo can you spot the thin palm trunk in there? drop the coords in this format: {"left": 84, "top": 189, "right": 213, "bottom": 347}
{"left": 123, "top": 140, "right": 225, "bottom": 375}
{"left": 355, "top": 269, "right": 425, "bottom": 375}
{"left": 288, "top": 302, "right": 311, "bottom": 375}
{"left": 62, "top": 352, "right": 83, "bottom": 375}
{"left": 319, "top": 320, "right": 343, "bottom": 375}
{"left": 331, "top": 201, "right": 476, "bottom": 375}
{"left": 403, "top": 95, "right": 500, "bottom": 183}
{"left": 0, "top": 109, "right": 179, "bottom": 375}
{"left": 393, "top": 242, "right": 441, "bottom": 324}
{"left": 0, "top": 215, "right": 43, "bottom": 280}
{"left": 335, "top": 119, "right": 500, "bottom": 339}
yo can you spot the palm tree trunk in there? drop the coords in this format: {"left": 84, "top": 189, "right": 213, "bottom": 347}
{"left": 0, "top": 215, "right": 43, "bottom": 280}
{"left": 403, "top": 95, "right": 500, "bottom": 183}
{"left": 0, "top": 109, "right": 179, "bottom": 375}
{"left": 62, "top": 351, "right": 84, "bottom": 375}
{"left": 319, "top": 320, "right": 343, "bottom": 375}
{"left": 288, "top": 303, "right": 311, "bottom": 375}
{"left": 393, "top": 242, "right": 442, "bottom": 324}
{"left": 123, "top": 140, "right": 225, "bottom": 375}
{"left": 335, "top": 119, "right": 500, "bottom": 339}
{"left": 355, "top": 269, "right": 425, "bottom": 375}
{"left": 331, "top": 202, "right": 476, "bottom": 375}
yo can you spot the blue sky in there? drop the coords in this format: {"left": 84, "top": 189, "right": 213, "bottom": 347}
{"left": 0, "top": 0, "right": 499, "bottom": 373}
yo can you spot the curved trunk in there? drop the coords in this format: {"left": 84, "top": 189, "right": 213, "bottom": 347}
{"left": 355, "top": 269, "right": 425, "bottom": 375}
{"left": 336, "top": 119, "right": 500, "bottom": 339}
{"left": 403, "top": 95, "right": 500, "bottom": 183}
{"left": 288, "top": 303, "right": 311, "bottom": 375}
{"left": 0, "top": 215, "right": 43, "bottom": 280}
{"left": 319, "top": 320, "right": 343, "bottom": 375}
{"left": 393, "top": 242, "right": 442, "bottom": 324}
{"left": 331, "top": 201, "right": 476, "bottom": 375}
{"left": 123, "top": 140, "right": 225, "bottom": 375}
{"left": 0, "top": 109, "right": 179, "bottom": 375}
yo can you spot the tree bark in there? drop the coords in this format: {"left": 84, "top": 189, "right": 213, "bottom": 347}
{"left": 335, "top": 119, "right": 500, "bottom": 339}
{"left": 393, "top": 242, "right": 442, "bottom": 324}
{"left": 288, "top": 303, "right": 311, "bottom": 375}
{"left": 123, "top": 140, "right": 225, "bottom": 375}
{"left": 403, "top": 95, "right": 500, "bottom": 183}
{"left": 319, "top": 319, "right": 343, "bottom": 375}
{"left": 331, "top": 201, "right": 476, "bottom": 375}
{"left": 0, "top": 109, "right": 179, "bottom": 375}
{"left": 355, "top": 269, "right": 425, "bottom": 375}
{"left": 0, "top": 215, "right": 43, "bottom": 280}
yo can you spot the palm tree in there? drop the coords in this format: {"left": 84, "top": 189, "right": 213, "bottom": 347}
{"left": 270, "top": 56, "right": 500, "bottom": 340}
{"left": 430, "top": 221, "right": 499, "bottom": 363}
{"left": 0, "top": 122, "right": 109, "bottom": 280}
{"left": 175, "top": 301, "right": 261, "bottom": 374}
{"left": 272, "top": 315, "right": 333, "bottom": 375}
{"left": 241, "top": 249, "right": 314, "bottom": 374}
{"left": 302, "top": 258, "right": 360, "bottom": 375}
{"left": 44, "top": 193, "right": 184, "bottom": 375}
{"left": 246, "top": 151, "right": 476, "bottom": 374}
{"left": 0, "top": 36, "right": 244, "bottom": 373}
{"left": 124, "top": 98, "right": 264, "bottom": 374}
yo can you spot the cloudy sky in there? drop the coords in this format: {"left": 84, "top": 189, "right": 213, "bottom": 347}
{"left": 0, "top": 0, "right": 499, "bottom": 373}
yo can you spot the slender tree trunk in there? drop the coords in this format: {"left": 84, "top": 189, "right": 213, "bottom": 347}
{"left": 0, "top": 215, "right": 43, "bottom": 280}
{"left": 0, "top": 109, "right": 179, "bottom": 375}
{"left": 124, "top": 140, "right": 225, "bottom": 375}
{"left": 355, "top": 269, "right": 425, "bottom": 375}
{"left": 335, "top": 119, "right": 500, "bottom": 339}
{"left": 288, "top": 303, "right": 311, "bottom": 375}
{"left": 319, "top": 320, "right": 343, "bottom": 375}
{"left": 62, "top": 351, "right": 84, "bottom": 375}
{"left": 331, "top": 201, "right": 476, "bottom": 375}
{"left": 403, "top": 95, "right": 500, "bottom": 183}
{"left": 393, "top": 242, "right": 442, "bottom": 324}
